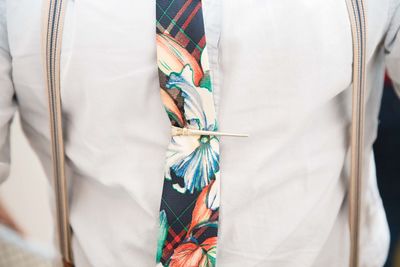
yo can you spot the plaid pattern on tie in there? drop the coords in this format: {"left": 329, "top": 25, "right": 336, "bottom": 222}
{"left": 156, "top": 0, "right": 206, "bottom": 61}
{"left": 156, "top": 1, "right": 220, "bottom": 266}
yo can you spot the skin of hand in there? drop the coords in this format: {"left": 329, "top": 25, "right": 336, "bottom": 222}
{"left": 0, "top": 197, "right": 24, "bottom": 236}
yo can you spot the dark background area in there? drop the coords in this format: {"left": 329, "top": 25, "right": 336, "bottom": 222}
{"left": 374, "top": 78, "right": 400, "bottom": 267}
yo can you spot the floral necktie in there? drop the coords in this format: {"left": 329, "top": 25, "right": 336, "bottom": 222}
{"left": 155, "top": 0, "right": 221, "bottom": 266}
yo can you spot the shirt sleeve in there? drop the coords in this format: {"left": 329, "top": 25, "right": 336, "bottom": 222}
{"left": 0, "top": 0, "right": 17, "bottom": 184}
{"left": 385, "top": 0, "right": 400, "bottom": 96}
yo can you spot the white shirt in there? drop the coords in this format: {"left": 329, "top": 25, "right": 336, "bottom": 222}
{"left": 1, "top": 0, "right": 400, "bottom": 266}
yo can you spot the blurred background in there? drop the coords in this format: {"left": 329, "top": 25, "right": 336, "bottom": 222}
{"left": 0, "top": 114, "right": 54, "bottom": 245}
{"left": 374, "top": 77, "right": 400, "bottom": 267}
{"left": 0, "top": 80, "right": 399, "bottom": 266}
{"left": 0, "top": 114, "right": 55, "bottom": 264}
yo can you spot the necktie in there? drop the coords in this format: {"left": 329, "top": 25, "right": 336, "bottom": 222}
{"left": 155, "top": 0, "right": 221, "bottom": 266}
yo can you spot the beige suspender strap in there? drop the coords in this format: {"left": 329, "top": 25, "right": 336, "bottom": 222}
{"left": 41, "top": 0, "right": 74, "bottom": 266}
{"left": 345, "top": 0, "right": 367, "bottom": 266}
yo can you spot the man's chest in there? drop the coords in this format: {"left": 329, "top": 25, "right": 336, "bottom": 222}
{"left": 7, "top": 0, "right": 391, "bottom": 137}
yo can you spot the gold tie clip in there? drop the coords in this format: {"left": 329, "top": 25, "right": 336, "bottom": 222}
{"left": 171, "top": 126, "right": 249, "bottom": 137}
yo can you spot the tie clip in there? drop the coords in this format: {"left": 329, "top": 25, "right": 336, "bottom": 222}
{"left": 171, "top": 126, "right": 249, "bottom": 137}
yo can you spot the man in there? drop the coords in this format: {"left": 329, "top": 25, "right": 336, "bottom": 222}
{"left": 0, "top": 0, "right": 399, "bottom": 266}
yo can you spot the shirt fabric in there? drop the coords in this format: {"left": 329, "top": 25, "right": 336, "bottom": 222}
{"left": 1, "top": 0, "right": 400, "bottom": 266}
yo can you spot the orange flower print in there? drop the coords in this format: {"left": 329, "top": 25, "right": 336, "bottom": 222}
{"left": 187, "top": 179, "right": 219, "bottom": 236}
{"left": 169, "top": 237, "right": 217, "bottom": 267}
{"left": 157, "top": 33, "right": 204, "bottom": 86}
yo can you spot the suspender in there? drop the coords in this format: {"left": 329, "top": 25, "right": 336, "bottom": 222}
{"left": 42, "top": 0, "right": 73, "bottom": 266}
{"left": 346, "top": 0, "right": 367, "bottom": 266}
{"left": 41, "top": 1, "right": 367, "bottom": 266}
